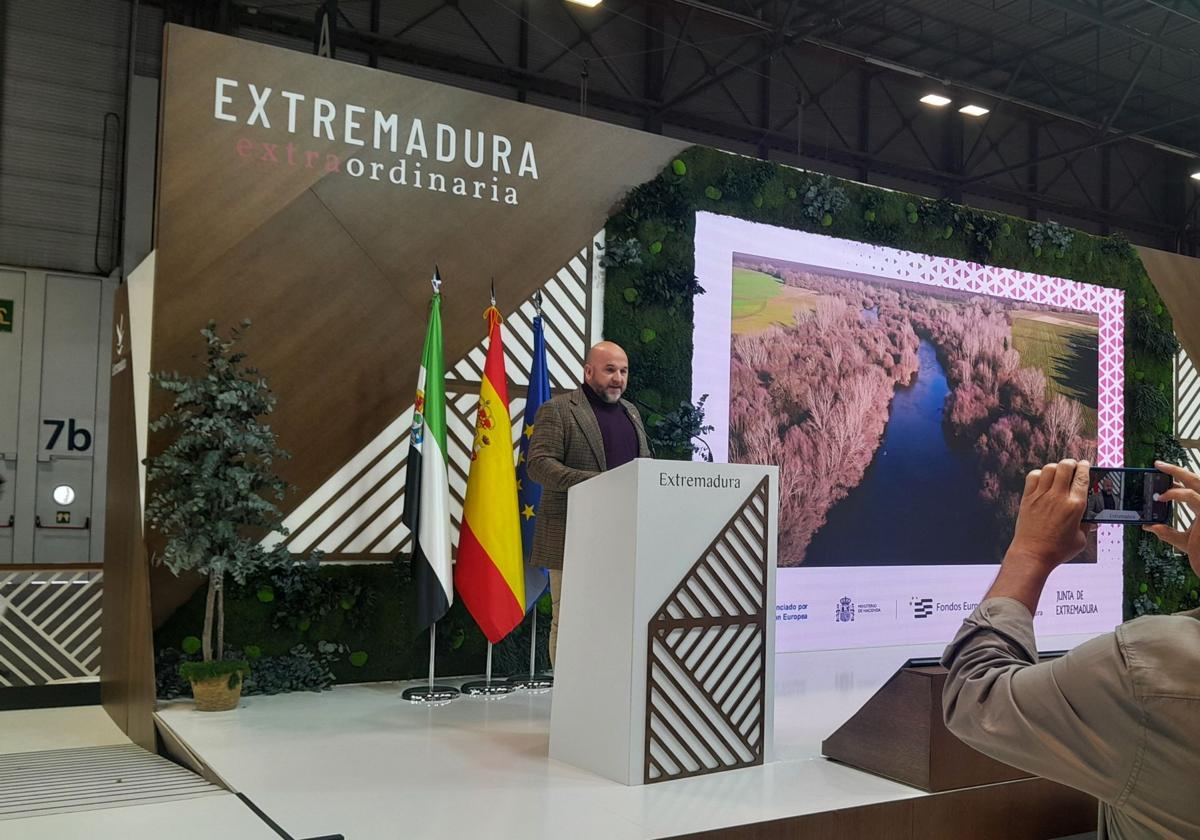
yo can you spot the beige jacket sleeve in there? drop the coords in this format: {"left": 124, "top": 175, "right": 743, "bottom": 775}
{"left": 525, "top": 400, "right": 599, "bottom": 491}
{"left": 941, "top": 597, "right": 1141, "bottom": 805}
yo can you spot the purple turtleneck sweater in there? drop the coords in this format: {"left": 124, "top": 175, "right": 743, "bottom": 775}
{"left": 584, "top": 385, "right": 639, "bottom": 470}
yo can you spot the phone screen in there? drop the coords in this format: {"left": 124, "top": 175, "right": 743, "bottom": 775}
{"left": 1082, "top": 468, "right": 1173, "bottom": 525}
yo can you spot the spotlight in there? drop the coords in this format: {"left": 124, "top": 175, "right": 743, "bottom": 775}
{"left": 919, "top": 94, "right": 952, "bottom": 107}
{"left": 565, "top": 0, "right": 602, "bottom": 6}
{"left": 959, "top": 104, "right": 989, "bottom": 117}
{"left": 1190, "top": 171, "right": 1200, "bottom": 181}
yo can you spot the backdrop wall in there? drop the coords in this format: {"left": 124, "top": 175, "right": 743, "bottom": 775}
{"left": 137, "top": 26, "right": 1193, "bottom": 693}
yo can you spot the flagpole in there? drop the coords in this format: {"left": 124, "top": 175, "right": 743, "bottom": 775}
{"left": 456, "top": 278, "right": 518, "bottom": 700}
{"left": 428, "top": 621, "right": 437, "bottom": 689}
{"left": 401, "top": 267, "right": 459, "bottom": 706}
{"left": 401, "top": 621, "right": 459, "bottom": 704}
{"left": 509, "top": 289, "right": 553, "bottom": 692}
{"left": 509, "top": 606, "right": 554, "bottom": 691}
{"left": 529, "top": 611, "right": 536, "bottom": 677}
{"left": 463, "top": 640, "right": 513, "bottom": 697}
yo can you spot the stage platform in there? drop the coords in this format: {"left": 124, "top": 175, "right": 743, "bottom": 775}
{"left": 154, "top": 636, "right": 1101, "bottom": 840}
{"left": 2, "top": 706, "right": 278, "bottom": 840}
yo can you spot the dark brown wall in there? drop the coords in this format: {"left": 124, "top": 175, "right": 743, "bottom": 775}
{"left": 152, "top": 26, "right": 686, "bottom": 549}
{"left": 1137, "top": 245, "right": 1200, "bottom": 375}
{"left": 100, "top": 283, "right": 156, "bottom": 750}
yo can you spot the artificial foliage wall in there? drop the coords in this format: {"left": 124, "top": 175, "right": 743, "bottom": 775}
{"left": 604, "top": 145, "right": 1194, "bottom": 618}
{"left": 155, "top": 562, "right": 551, "bottom": 697}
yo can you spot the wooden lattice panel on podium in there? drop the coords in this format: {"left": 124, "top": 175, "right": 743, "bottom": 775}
{"left": 644, "top": 476, "right": 770, "bottom": 784}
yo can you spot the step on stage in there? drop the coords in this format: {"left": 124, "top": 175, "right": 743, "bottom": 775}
{"left": 1, "top": 705, "right": 277, "bottom": 840}
{"left": 154, "top": 643, "right": 1099, "bottom": 840}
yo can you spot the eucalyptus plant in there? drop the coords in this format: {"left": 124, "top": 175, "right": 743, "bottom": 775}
{"left": 144, "top": 320, "right": 309, "bottom": 664}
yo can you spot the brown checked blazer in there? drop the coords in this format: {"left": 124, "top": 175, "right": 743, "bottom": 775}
{"left": 525, "top": 387, "right": 651, "bottom": 570}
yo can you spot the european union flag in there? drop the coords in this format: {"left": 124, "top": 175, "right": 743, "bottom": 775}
{"left": 516, "top": 314, "right": 552, "bottom": 609}
{"left": 516, "top": 313, "right": 551, "bottom": 611}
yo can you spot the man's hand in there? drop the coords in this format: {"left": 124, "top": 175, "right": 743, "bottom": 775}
{"left": 984, "top": 459, "right": 1091, "bottom": 615}
{"left": 1006, "top": 459, "right": 1093, "bottom": 571}
{"left": 1144, "top": 460, "right": 1200, "bottom": 575}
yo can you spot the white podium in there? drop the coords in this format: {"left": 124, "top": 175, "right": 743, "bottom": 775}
{"left": 548, "top": 459, "right": 778, "bottom": 786}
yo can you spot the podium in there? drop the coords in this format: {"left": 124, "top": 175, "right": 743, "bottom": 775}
{"left": 548, "top": 459, "right": 778, "bottom": 786}
{"left": 822, "top": 663, "right": 1033, "bottom": 791}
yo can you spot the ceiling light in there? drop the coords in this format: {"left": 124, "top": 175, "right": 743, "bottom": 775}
{"left": 959, "top": 104, "right": 989, "bottom": 117}
{"left": 565, "top": 0, "right": 603, "bottom": 7}
{"left": 920, "top": 94, "right": 952, "bottom": 107}
{"left": 1190, "top": 171, "right": 1200, "bottom": 181}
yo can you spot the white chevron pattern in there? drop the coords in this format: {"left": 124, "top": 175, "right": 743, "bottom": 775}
{"left": 0, "top": 571, "right": 102, "bottom": 686}
{"left": 264, "top": 231, "right": 605, "bottom": 556}
{"left": 1175, "top": 346, "right": 1200, "bottom": 531}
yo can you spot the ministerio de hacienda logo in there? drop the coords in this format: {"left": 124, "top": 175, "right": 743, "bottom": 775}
{"left": 213, "top": 77, "right": 540, "bottom": 207}
{"left": 835, "top": 596, "right": 855, "bottom": 622}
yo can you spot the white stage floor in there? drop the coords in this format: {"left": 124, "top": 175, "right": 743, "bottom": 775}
{"left": 156, "top": 632, "right": 1099, "bottom": 840}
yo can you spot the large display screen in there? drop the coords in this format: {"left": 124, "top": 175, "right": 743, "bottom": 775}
{"left": 692, "top": 213, "right": 1124, "bottom": 651}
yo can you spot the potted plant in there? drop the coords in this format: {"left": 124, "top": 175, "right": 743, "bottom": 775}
{"left": 144, "top": 321, "right": 309, "bottom": 711}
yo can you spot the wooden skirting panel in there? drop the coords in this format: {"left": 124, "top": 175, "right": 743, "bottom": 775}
{"left": 665, "top": 777, "right": 1097, "bottom": 840}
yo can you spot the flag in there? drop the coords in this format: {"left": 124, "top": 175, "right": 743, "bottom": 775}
{"left": 403, "top": 286, "right": 453, "bottom": 631}
{"left": 455, "top": 306, "right": 526, "bottom": 643}
{"left": 516, "top": 312, "right": 551, "bottom": 611}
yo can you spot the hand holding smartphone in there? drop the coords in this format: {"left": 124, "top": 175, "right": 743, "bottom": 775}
{"left": 1082, "top": 467, "right": 1174, "bottom": 525}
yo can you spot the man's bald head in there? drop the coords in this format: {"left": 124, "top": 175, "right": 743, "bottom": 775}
{"left": 585, "top": 341, "right": 627, "bottom": 367}
{"left": 584, "top": 341, "right": 629, "bottom": 404}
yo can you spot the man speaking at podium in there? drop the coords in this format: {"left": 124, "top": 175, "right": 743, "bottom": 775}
{"left": 526, "top": 341, "right": 651, "bottom": 665}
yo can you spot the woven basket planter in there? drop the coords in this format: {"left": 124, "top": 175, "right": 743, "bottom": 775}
{"left": 189, "top": 670, "right": 244, "bottom": 712}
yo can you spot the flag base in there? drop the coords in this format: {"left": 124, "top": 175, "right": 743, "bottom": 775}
{"left": 507, "top": 672, "right": 554, "bottom": 691}
{"left": 460, "top": 679, "right": 515, "bottom": 697}
{"left": 402, "top": 684, "right": 460, "bottom": 705}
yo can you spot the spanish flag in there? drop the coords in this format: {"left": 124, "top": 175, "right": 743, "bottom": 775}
{"left": 455, "top": 306, "right": 526, "bottom": 643}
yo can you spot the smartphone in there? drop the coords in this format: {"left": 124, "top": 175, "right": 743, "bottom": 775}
{"left": 1082, "top": 467, "right": 1173, "bottom": 525}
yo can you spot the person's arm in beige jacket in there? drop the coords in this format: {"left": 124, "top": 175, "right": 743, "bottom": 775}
{"left": 942, "top": 458, "right": 1200, "bottom": 811}
{"left": 942, "top": 596, "right": 1139, "bottom": 803}
{"left": 942, "top": 459, "right": 1134, "bottom": 801}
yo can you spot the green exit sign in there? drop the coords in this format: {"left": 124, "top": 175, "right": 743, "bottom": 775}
{"left": 0, "top": 299, "right": 12, "bottom": 333}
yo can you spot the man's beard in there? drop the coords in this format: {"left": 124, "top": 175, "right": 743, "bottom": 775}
{"left": 589, "top": 381, "right": 622, "bottom": 403}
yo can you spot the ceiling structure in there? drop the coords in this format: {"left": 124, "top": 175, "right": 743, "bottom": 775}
{"left": 146, "top": 0, "right": 1200, "bottom": 251}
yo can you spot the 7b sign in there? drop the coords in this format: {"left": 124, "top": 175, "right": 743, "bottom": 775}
{"left": 44, "top": 418, "right": 92, "bottom": 452}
